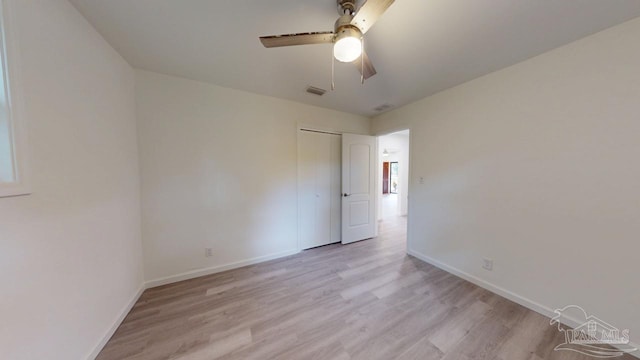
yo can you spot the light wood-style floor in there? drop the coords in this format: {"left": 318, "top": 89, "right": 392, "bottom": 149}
{"left": 98, "top": 217, "right": 634, "bottom": 360}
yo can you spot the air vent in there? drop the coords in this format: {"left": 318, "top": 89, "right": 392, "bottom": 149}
{"left": 306, "top": 86, "right": 327, "bottom": 96}
{"left": 374, "top": 103, "right": 394, "bottom": 112}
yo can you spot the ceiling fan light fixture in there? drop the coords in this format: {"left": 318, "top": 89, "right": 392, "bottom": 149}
{"left": 333, "top": 27, "right": 362, "bottom": 63}
{"left": 260, "top": 0, "right": 396, "bottom": 80}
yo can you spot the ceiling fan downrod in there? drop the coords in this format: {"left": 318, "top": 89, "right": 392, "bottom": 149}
{"left": 338, "top": 0, "right": 356, "bottom": 15}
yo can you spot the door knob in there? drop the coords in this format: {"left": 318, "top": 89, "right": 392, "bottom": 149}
{"left": 343, "top": 193, "right": 351, "bottom": 197}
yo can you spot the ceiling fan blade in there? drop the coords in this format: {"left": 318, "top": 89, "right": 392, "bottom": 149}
{"left": 260, "top": 31, "right": 335, "bottom": 48}
{"left": 351, "top": 0, "right": 396, "bottom": 34}
{"left": 354, "top": 51, "right": 377, "bottom": 80}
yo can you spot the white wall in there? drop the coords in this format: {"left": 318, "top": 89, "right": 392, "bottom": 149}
{"left": 377, "top": 132, "right": 409, "bottom": 219}
{"left": 136, "top": 70, "right": 370, "bottom": 285}
{"left": 372, "top": 17, "right": 640, "bottom": 343}
{"left": 0, "top": 1, "right": 143, "bottom": 359}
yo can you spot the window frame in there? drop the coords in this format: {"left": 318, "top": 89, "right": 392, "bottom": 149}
{"left": 0, "top": 0, "right": 30, "bottom": 198}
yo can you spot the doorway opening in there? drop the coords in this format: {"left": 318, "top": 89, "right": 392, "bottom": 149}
{"left": 377, "top": 130, "right": 410, "bottom": 244}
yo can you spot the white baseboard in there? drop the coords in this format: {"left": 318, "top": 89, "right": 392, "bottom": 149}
{"left": 145, "top": 249, "right": 300, "bottom": 289}
{"left": 407, "top": 248, "right": 639, "bottom": 359}
{"left": 86, "top": 285, "right": 144, "bottom": 360}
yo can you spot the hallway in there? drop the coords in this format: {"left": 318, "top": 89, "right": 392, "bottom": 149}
{"left": 381, "top": 193, "right": 400, "bottom": 219}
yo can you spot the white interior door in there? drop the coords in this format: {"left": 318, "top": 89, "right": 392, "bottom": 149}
{"left": 298, "top": 130, "right": 341, "bottom": 250}
{"left": 342, "top": 134, "right": 376, "bottom": 244}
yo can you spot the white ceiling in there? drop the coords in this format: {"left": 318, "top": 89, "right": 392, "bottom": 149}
{"left": 69, "top": 0, "right": 640, "bottom": 117}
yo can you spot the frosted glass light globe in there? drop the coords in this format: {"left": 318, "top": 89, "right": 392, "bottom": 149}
{"left": 333, "top": 36, "right": 362, "bottom": 63}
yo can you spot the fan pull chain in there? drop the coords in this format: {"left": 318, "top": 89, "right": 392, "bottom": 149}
{"left": 361, "top": 36, "right": 365, "bottom": 85}
{"left": 331, "top": 49, "right": 336, "bottom": 91}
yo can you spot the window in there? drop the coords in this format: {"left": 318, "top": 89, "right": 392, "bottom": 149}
{"left": 390, "top": 162, "right": 399, "bottom": 194}
{"left": 0, "top": 33, "right": 15, "bottom": 183}
{"left": 0, "top": 0, "right": 28, "bottom": 197}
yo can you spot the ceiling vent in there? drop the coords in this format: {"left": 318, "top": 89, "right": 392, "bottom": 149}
{"left": 306, "top": 86, "right": 327, "bottom": 96}
{"left": 374, "top": 103, "right": 394, "bottom": 112}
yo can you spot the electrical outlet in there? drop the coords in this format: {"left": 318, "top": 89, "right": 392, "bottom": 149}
{"left": 482, "top": 258, "right": 493, "bottom": 271}
{"left": 205, "top": 248, "right": 213, "bottom": 257}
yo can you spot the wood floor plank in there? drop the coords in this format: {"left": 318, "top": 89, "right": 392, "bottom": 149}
{"left": 395, "top": 335, "right": 444, "bottom": 360}
{"left": 428, "top": 300, "right": 492, "bottom": 354}
{"left": 339, "top": 271, "right": 401, "bottom": 300}
{"left": 372, "top": 270, "right": 426, "bottom": 299}
{"left": 174, "top": 328, "right": 252, "bottom": 360}
{"left": 205, "top": 268, "right": 288, "bottom": 296}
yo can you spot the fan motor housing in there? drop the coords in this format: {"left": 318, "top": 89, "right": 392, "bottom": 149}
{"left": 334, "top": 14, "right": 362, "bottom": 40}
{"left": 335, "top": 14, "right": 353, "bottom": 29}
{"left": 335, "top": 25, "right": 362, "bottom": 44}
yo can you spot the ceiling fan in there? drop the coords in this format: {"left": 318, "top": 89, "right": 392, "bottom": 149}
{"left": 259, "top": 0, "right": 395, "bottom": 86}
